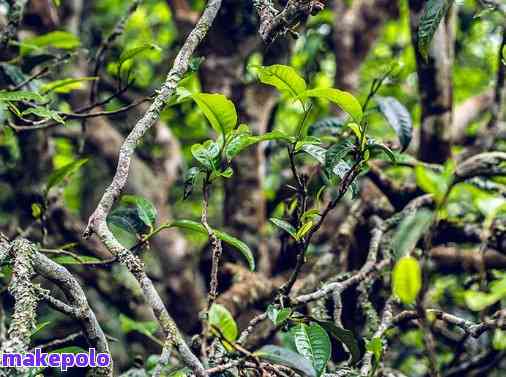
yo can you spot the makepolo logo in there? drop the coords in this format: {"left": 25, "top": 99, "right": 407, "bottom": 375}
{"left": 0, "top": 348, "right": 111, "bottom": 371}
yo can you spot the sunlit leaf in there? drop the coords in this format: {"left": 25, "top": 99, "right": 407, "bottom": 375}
{"left": 0, "top": 90, "right": 46, "bottom": 103}
{"left": 22, "top": 106, "right": 64, "bottom": 124}
{"left": 118, "top": 43, "right": 161, "bottom": 69}
{"left": 255, "top": 64, "right": 307, "bottom": 98}
{"left": 21, "top": 31, "right": 80, "bottom": 55}
{"left": 41, "top": 77, "right": 98, "bottom": 94}
{"left": 392, "top": 256, "right": 422, "bottom": 305}
{"left": 45, "top": 159, "right": 88, "bottom": 195}
{"left": 192, "top": 93, "right": 237, "bottom": 137}
{"left": 209, "top": 303, "right": 238, "bottom": 343}
{"left": 299, "top": 88, "right": 363, "bottom": 123}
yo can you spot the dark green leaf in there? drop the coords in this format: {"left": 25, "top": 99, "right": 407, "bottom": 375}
{"left": 255, "top": 345, "right": 317, "bottom": 377}
{"left": 317, "top": 321, "right": 362, "bottom": 365}
{"left": 120, "top": 195, "right": 157, "bottom": 228}
{"left": 184, "top": 167, "right": 202, "bottom": 199}
{"left": 367, "top": 142, "right": 396, "bottom": 163}
{"left": 292, "top": 323, "right": 331, "bottom": 377}
{"left": 417, "top": 0, "right": 453, "bottom": 60}
{"left": 169, "top": 220, "right": 255, "bottom": 270}
{"left": 269, "top": 218, "right": 297, "bottom": 239}
{"left": 391, "top": 209, "right": 433, "bottom": 259}
{"left": 107, "top": 207, "right": 148, "bottom": 235}
{"left": 376, "top": 96, "right": 412, "bottom": 152}
{"left": 308, "top": 117, "right": 346, "bottom": 136}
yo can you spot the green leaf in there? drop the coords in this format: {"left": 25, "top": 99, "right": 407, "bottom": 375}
{"left": 21, "top": 31, "right": 80, "bottom": 56}
{"left": 366, "top": 337, "right": 383, "bottom": 364}
{"left": 22, "top": 106, "right": 65, "bottom": 124}
{"left": 392, "top": 256, "right": 422, "bottom": 305}
{"left": 270, "top": 218, "right": 297, "bottom": 239}
{"left": 376, "top": 96, "right": 412, "bottom": 151}
{"left": 169, "top": 220, "right": 255, "bottom": 270}
{"left": 31, "top": 321, "right": 51, "bottom": 337}
{"left": 292, "top": 323, "right": 331, "bottom": 377}
{"left": 464, "top": 291, "right": 500, "bottom": 311}
{"left": 299, "top": 88, "right": 363, "bottom": 123}
{"left": 255, "top": 345, "right": 317, "bottom": 377}
{"left": 191, "top": 140, "right": 220, "bottom": 170}
{"left": 41, "top": 77, "right": 98, "bottom": 94}
{"left": 118, "top": 43, "right": 161, "bottom": 69}
{"left": 255, "top": 64, "right": 307, "bottom": 98}
{"left": 183, "top": 167, "right": 202, "bottom": 199}
{"left": 192, "top": 93, "right": 237, "bottom": 137}
{"left": 415, "top": 165, "right": 449, "bottom": 204}
{"left": 51, "top": 255, "right": 102, "bottom": 265}
{"left": 417, "top": 0, "right": 453, "bottom": 60}
{"left": 209, "top": 303, "right": 238, "bottom": 342}
{"left": 45, "top": 158, "right": 88, "bottom": 195}
{"left": 119, "top": 314, "right": 158, "bottom": 337}
{"left": 367, "top": 142, "right": 396, "bottom": 163}
{"left": 308, "top": 117, "right": 346, "bottom": 136}
{"left": 107, "top": 207, "right": 149, "bottom": 235}
{"left": 267, "top": 305, "right": 293, "bottom": 326}
{"left": 324, "top": 140, "right": 354, "bottom": 174}
{"left": 391, "top": 209, "right": 433, "bottom": 259}
{"left": 120, "top": 195, "right": 157, "bottom": 228}
{"left": 0, "top": 90, "right": 46, "bottom": 103}
{"left": 317, "top": 321, "right": 362, "bottom": 365}
{"left": 301, "top": 144, "right": 326, "bottom": 165}
{"left": 295, "top": 221, "right": 314, "bottom": 241}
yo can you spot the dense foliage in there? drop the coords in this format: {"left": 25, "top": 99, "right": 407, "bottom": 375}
{"left": 0, "top": 0, "right": 505, "bottom": 376}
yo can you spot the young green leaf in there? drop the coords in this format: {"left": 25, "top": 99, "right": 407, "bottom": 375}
{"left": 119, "top": 314, "right": 158, "bottom": 337}
{"left": 415, "top": 165, "right": 449, "bottom": 204}
{"left": 51, "top": 255, "right": 102, "bottom": 265}
{"left": 255, "top": 345, "right": 317, "bottom": 377}
{"left": 120, "top": 195, "right": 157, "bottom": 228}
{"left": 192, "top": 93, "right": 237, "bottom": 137}
{"left": 417, "top": 0, "right": 453, "bottom": 60}
{"left": 366, "top": 337, "right": 383, "bottom": 364}
{"left": 270, "top": 218, "right": 298, "bottom": 239}
{"left": 0, "top": 90, "right": 47, "bottom": 103}
{"left": 21, "top": 31, "right": 80, "bottom": 56}
{"left": 292, "top": 323, "right": 331, "bottom": 377}
{"left": 209, "top": 303, "right": 238, "bottom": 342}
{"left": 45, "top": 158, "right": 88, "bottom": 195}
{"left": 255, "top": 64, "right": 307, "bottom": 98}
{"left": 191, "top": 140, "right": 220, "bottom": 170}
{"left": 392, "top": 256, "right": 422, "bottom": 305}
{"left": 267, "top": 305, "right": 293, "bottom": 326}
{"left": 376, "top": 96, "right": 412, "bottom": 152}
{"left": 299, "top": 88, "right": 363, "bottom": 123}
{"left": 118, "top": 43, "right": 161, "bottom": 69}
{"left": 295, "top": 221, "right": 314, "bottom": 241}
{"left": 391, "top": 209, "right": 433, "bottom": 260}
{"left": 183, "top": 167, "right": 202, "bottom": 200}
{"left": 41, "top": 77, "right": 98, "bottom": 94}
{"left": 169, "top": 220, "right": 255, "bottom": 270}
{"left": 22, "top": 107, "right": 65, "bottom": 124}
{"left": 316, "top": 321, "right": 362, "bottom": 365}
